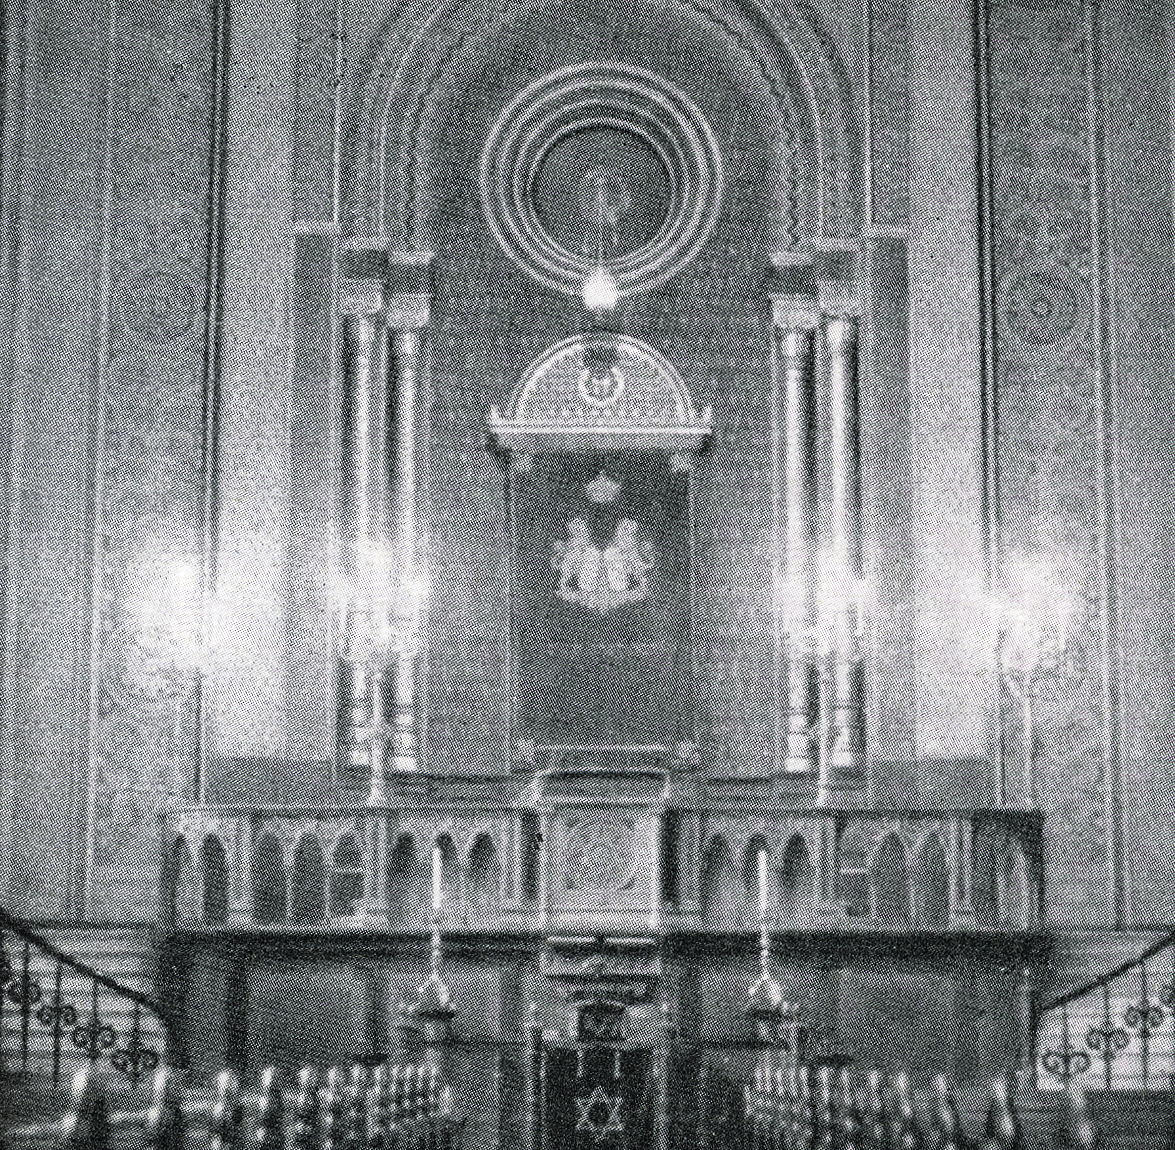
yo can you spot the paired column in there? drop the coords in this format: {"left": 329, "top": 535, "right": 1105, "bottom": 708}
{"left": 772, "top": 259, "right": 865, "bottom": 798}
{"left": 337, "top": 251, "right": 430, "bottom": 800}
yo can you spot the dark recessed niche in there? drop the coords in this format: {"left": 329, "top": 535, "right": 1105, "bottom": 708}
{"left": 531, "top": 124, "right": 673, "bottom": 262}
{"left": 481, "top": 63, "right": 723, "bottom": 297}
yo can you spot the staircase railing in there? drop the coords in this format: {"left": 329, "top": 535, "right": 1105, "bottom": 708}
{"left": 0, "top": 905, "right": 173, "bottom": 1086}
{"left": 1034, "top": 932, "right": 1175, "bottom": 1090}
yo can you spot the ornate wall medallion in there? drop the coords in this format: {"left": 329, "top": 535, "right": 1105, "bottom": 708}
{"left": 999, "top": 266, "right": 1081, "bottom": 346}
{"left": 564, "top": 813, "right": 637, "bottom": 893}
{"left": 481, "top": 63, "right": 724, "bottom": 297}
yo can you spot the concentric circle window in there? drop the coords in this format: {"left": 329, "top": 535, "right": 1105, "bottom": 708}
{"left": 480, "top": 63, "right": 724, "bottom": 297}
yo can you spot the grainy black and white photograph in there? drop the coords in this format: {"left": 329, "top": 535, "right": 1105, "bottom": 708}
{"left": 0, "top": 0, "right": 1170, "bottom": 1142}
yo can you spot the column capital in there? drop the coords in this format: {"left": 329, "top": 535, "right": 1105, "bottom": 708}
{"left": 771, "top": 297, "right": 820, "bottom": 333}
{"left": 386, "top": 252, "right": 433, "bottom": 330}
{"left": 386, "top": 292, "right": 431, "bottom": 331}
{"left": 811, "top": 241, "right": 860, "bottom": 317}
{"left": 823, "top": 313, "right": 860, "bottom": 351}
{"left": 339, "top": 278, "right": 385, "bottom": 317}
{"left": 339, "top": 240, "right": 390, "bottom": 315}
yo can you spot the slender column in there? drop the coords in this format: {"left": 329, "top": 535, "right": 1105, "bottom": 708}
{"left": 821, "top": 314, "right": 866, "bottom": 801}
{"left": 362, "top": 814, "right": 391, "bottom": 925}
{"left": 337, "top": 294, "right": 388, "bottom": 783}
{"left": 227, "top": 822, "right": 252, "bottom": 926}
{"left": 775, "top": 298, "right": 820, "bottom": 776}
{"left": 385, "top": 282, "right": 430, "bottom": 774}
{"left": 653, "top": 1005, "right": 672, "bottom": 1150}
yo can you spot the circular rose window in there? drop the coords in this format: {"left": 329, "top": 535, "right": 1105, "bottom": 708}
{"left": 481, "top": 64, "right": 724, "bottom": 297}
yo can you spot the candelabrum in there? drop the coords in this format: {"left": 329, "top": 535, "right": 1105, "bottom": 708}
{"left": 413, "top": 847, "right": 455, "bottom": 1065}
{"left": 780, "top": 570, "right": 867, "bottom": 796}
{"left": 133, "top": 556, "right": 207, "bottom": 803}
{"left": 993, "top": 585, "right": 1073, "bottom": 808}
{"left": 746, "top": 849, "right": 800, "bottom": 1057}
{"left": 344, "top": 552, "right": 428, "bottom": 806}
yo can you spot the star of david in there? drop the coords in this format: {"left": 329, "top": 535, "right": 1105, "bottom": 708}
{"left": 574, "top": 1085, "right": 624, "bottom": 1143}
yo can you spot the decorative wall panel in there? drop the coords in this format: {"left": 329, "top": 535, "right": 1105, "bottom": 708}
{"left": 985, "top": 0, "right": 1110, "bottom": 924}
{"left": 513, "top": 453, "right": 692, "bottom": 748}
{"left": 1, "top": 0, "right": 112, "bottom": 916}
{"left": 0, "top": 0, "right": 215, "bottom": 918}
{"left": 88, "top": 0, "right": 215, "bottom": 918}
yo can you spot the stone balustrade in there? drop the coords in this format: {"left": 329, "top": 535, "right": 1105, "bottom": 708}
{"left": 161, "top": 804, "right": 1041, "bottom": 935}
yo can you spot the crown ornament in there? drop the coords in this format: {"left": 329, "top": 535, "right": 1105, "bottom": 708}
{"left": 585, "top": 472, "right": 621, "bottom": 504}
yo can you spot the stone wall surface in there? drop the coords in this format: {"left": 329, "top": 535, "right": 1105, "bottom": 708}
{"left": 0, "top": 0, "right": 1172, "bottom": 933}
{"left": 0, "top": 0, "right": 214, "bottom": 918}
{"left": 983, "top": 0, "right": 1175, "bottom": 926}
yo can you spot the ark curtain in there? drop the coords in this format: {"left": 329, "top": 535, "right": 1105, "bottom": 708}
{"left": 512, "top": 451, "right": 692, "bottom": 747}
{"left": 543, "top": 1047, "right": 653, "bottom": 1150}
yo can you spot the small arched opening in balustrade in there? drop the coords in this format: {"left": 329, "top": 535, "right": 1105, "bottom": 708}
{"left": 971, "top": 834, "right": 998, "bottom": 927}
{"left": 436, "top": 833, "right": 461, "bottom": 913}
{"left": 742, "top": 835, "right": 770, "bottom": 919}
{"left": 871, "top": 834, "right": 912, "bottom": 927}
{"left": 330, "top": 833, "right": 366, "bottom": 919}
{"left": 915, "top": 833, "right": 950, "bottom": 928}
{"left": 388, "top": 834, "right": 423, "bottom": 923}
{"left": 170, "top": 836, "right": 200, "bottom": 926}
{"left": 778, "top": 834, "right": 815, "bottom": 926}
{"left": 998, "top": 839, "right": 1031, "bottom": 930}
{"left": 291, "top": 834, "right": 327, "bottom": 924}
{"left": 701, "top": 835, "right": 738, "bottom": 927}
{"left": 201, "top": 835, "right": 229, "bottom": 925}
{"left": 467, "top": 834, "right": 502, "bottom": 919}
{"left": 837, "top": 823, "right": 871, "bottom": 919}
{"left": 253, "top": 832, "right": 288, "bottom": 924}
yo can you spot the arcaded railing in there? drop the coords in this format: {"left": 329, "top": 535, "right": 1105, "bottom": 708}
{"left": 160, "top": 806, "right": 1041, "bottom": 935}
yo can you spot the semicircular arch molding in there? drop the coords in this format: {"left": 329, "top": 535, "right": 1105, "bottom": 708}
{"left": 343, "top": 0, "right": 857, "bottom": 250}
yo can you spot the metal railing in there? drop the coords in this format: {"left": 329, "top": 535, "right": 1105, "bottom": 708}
{"left": 1035, "top": 933, "right": 1175, "bottom": 1090}
{"left": 0, "top": 906, "right": 172, "bottom": 1086}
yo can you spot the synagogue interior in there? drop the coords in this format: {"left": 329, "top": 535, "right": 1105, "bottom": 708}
{"left": 0, "top": 0, "right": 1174, "bottom": 1143}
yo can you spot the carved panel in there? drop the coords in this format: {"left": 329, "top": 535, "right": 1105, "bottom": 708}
{"left": 564, "top": 813, "right": 638, "bottom": 895}
{"left": 88, "top": 0, "right": 215, "bottom": 918}
{"left": 985, "top": 0, "right": 1111, "bottom": 924}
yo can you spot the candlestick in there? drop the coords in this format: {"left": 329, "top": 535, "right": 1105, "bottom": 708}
{"left": 758, "top": 846, "right": 769, "bottom": 921}
{"left": 431, "top": 843, "right": 443, "bottom": 915}
{"left": 992, "top": 567, "right": 1073, "bottom": 807}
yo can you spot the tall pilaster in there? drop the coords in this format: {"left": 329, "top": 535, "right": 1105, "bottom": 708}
{"left": 909, "top": 0, "right": 989, "bottom": 785}
{"left": 822, "top": 313, "right": 866, "bottom": 801}
{"left": 771, "top": 271, "right": 821, "bottom": 778}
